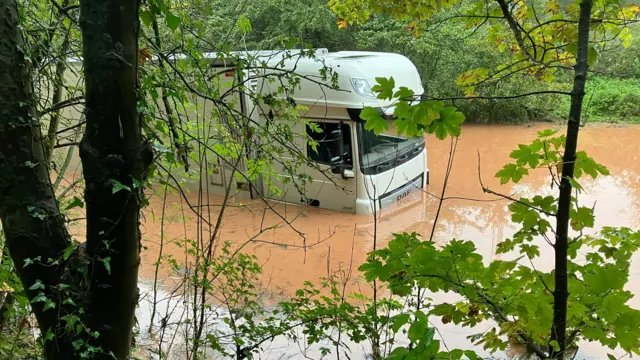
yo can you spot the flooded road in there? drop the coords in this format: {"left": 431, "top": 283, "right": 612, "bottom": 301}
{"left": 132, "top": 123, "right": 640, "bottom": 358}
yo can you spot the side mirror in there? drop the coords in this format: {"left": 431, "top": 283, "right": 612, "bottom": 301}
{"left": 342, "top": 169, "right": 355, "bottom": 179}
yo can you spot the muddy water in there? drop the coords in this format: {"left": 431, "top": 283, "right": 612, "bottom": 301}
{"left": 132, "top": 123, "right": 640, "bottom": 358}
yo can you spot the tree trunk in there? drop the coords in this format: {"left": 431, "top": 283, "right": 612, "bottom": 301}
{"left": 0, "top": 0, "right": 74, "bottom": 358}
{"left": 550, "top": 0, "right": 593, "bottom": 358}
{"left": 78, "top": 0, "right": 145, "bottom": 358}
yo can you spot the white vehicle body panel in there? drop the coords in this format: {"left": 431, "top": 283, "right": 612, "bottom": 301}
{"left": 60, "top": 49, "right": 429, "bottom": 214}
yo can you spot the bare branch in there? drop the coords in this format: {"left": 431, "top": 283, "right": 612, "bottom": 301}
{"left": 40, "top": 96, "right": 84, "bottom": 116}
{"left": 477, "top": 150, "right": 557, "bottom": 217}
{"left": 49, "top": 0, "right": 77, "bottom": 22}
{"left": 495, "top": 0, "right": 540, "bottom": 63}
{"left": 427, "top": 90, "right": 571, "bottom": 102}
{"left": 55, "top": 120, "right": 86, "bottom": 135}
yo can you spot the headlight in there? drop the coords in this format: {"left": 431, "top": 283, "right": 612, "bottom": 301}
{"left": 350, "top": 78, "right": 376, "bottom": 98}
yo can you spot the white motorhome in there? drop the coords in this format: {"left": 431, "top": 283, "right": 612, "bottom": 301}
{"left": 205, "top": 49, "right": 430, "bottom": 214}
{"left": 57, "top": 49, "right": 429, "bottom": 214}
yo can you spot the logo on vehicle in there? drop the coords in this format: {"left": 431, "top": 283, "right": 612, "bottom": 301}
{"left": 396, "top": 188, "right": 412, "bottom": 201}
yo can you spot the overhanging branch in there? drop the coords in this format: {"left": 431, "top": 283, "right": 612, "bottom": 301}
{"left": 40, "top": 96, "right": 84, "bottom": 116}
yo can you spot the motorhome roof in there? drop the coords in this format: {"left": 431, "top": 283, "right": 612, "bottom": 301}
{"left": 256, "top": 50, "right": 424, "bottom": 110}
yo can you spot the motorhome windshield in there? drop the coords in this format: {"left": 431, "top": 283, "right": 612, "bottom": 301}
{"left": 357, "top": 119, "right": 425, "bottom": 175}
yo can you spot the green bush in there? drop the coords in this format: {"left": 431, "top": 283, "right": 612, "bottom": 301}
{"left": 456, "top": 77, "right": 569, "bottom": 124}
{"left": 563, "top": 77, "right": 640, "bottom": 122}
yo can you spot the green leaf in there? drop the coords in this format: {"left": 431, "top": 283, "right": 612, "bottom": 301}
{"left": 575, "top": 151, "right": 609, "bottom": 179}
{"left": 391, "top": 313, "right": 410, "bottom": 333}
{"left": 31, "top": 292, "right": 47, "bottom": 303}
{"left": 372, "top": 77, "right": 395, "bottom": 100}
{"left": 602, "top": 293, "right": 628, "bottom": 322}
{"left": 531, "top": 195, "right": 557, "bottom": 213}
{"left": 101, "top": 257, "right": 112, "bottom": 275}
{"left": 408, "top": 319, "right": 428, "bottom": 342}
{"left": 29, "top": 280, "right": 45, "bottom": 291}
{"left": 567, "top": 301, "right": 589, "bottom": 320}
{"left": 110, "top": 179, "right": 131, "bottom": 194}
{"left": 587, "top": 45, "right": 599, "bottom": 66}
{"left": 429, "top": 106, "right": 464, "bottom": 140}
{"left": 393, "top": 86, "right": 414, "bottom": 100}
{"left": 614, "top": 326, "right": 638, "bottom": 351}
{"left": 582, "top": 327, "right": 606, "bottom": 341}
{"left": 550, "top": 340, "right": 560, "bottom": 351}
{"left": 510, "top": 144, "right": 540, "bottom": 168}
{"left": 24, "top": 160, "right": 37, "bottom": 168}
{"left": 496, "top": 164, "right": 529, "bottom": 184}
{"left": 132, "top": 177, "right": 142, "bottom": 189}
{"left": 521, "top": 244, "right": 540, "bottom": 258}
{"left": 65, "top": 196, "right": 84, "bottom": 211}
{"left": 570, "top": 206, "right": 595, "bottom": 231}
{"left": 567, "top": 176, "right": 584, "bottom": 193}
{"left": 464, "top": 350, "right": 479, "bottom": 360}
{"left": 409, "top": 103, "right": 430, "bottom": 127}
{"left": 63, "top": 243, "right": 77, "bottom": 261}
{"left": 45, "top": 328, "right": 55, "bottom": 342}
{"left": 393, "top": 101, "right": 413, "bottom": 120}
{"left": 43, "top": 300, "right": 56, "bottom": 311}
{"left": 584, "top": 266, "right": 626, "bottom": 294}
{"left": 607, "top": 355, "right": 617, "bottom": 360}
{"left": 360, "top": 107, "right": 387, "bottom": 135}
{"left": 420, "top": 327, "right": 436, "bottom": 350}
{"left": 61, "top": 314, "right": 79, "bottom": 332}
{"left": 140, "top": 9, "right": 154, "bottom": 27}
{"left": 387, "top": 347, "right": 409, "bottom": 358}
{"left": 509, "top": 202, "right": 541, "bottom": 230}
{"left": 448, "top": 349, "right": 463, "bottom": 360}
{"left": 237, "top": 14, "right": 252, "bottom": 33}
{"left": 64, "top": 298, "right": 76, "bottom": 306}
{"left": 165, "top": 12, "right": 181, "bottom": 31}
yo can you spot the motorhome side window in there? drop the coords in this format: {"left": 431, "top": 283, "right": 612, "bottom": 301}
{"left": 306, "top": 122, "right": 353, "bottom": 168}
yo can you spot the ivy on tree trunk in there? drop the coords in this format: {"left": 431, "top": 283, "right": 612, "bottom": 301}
{"left": 79, "top": 0, "right": 147, "bottom": 358}
{"left": 0, "top": 0, "right": 74, "bottom": 357}
{"left": 0, "top": 0, "right": 146, "bottom": 358}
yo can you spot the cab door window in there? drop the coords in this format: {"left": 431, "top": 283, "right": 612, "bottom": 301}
{"left": 306, "top": 122, "right": 353, "bottom": 169}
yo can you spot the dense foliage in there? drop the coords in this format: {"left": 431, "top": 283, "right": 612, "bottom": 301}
{"left": 205, "top": 0, "right": 639, "bottom": 124}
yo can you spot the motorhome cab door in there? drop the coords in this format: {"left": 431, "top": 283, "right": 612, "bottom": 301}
{"left": 263, "top": 119, "right": 357, "bottom": 212}
{"left": 303, "top": 120, "right": 357, "bottom": 212}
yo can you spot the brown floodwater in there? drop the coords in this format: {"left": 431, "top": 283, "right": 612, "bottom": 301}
{"left": 67, "top": 123, "right": 640, "bottom": 358}
{"left": 140, "top": 122, "right": 640, "bottom": 287}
